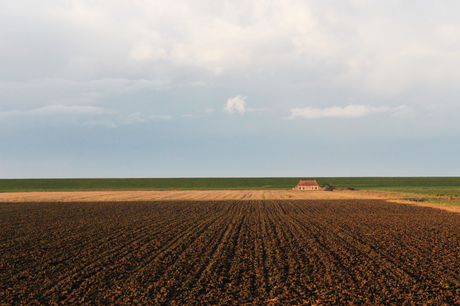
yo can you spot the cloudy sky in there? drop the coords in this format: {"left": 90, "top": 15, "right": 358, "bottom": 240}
{"left": 1, "top": 0, "right": 459, "bottom": 178}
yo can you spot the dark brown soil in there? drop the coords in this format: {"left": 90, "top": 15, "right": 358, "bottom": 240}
{"left": 1, "top": 200, "right": 460, "bottom": 305}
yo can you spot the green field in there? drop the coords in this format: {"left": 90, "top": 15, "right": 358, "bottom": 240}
{"left": 0, "top": 177, "right": 459, "bottom": 192}
{"left": 374, "top": 187, "right": 460, "bottom": 198}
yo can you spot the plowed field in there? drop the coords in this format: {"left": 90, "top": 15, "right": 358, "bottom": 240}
{"left": 2, "top": 200, "right": 460, "bottom": 305}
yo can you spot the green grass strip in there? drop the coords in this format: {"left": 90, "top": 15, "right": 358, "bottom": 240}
{"left": 1, "top": 177, "right": 459, "bottom": 192}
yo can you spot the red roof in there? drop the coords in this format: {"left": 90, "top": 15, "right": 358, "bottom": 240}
{"left": 296, "top": 180, "right": 319, "bottom": 187}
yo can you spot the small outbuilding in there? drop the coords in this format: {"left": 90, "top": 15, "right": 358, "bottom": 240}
{"left": 292, "top": 180, "right": 324, "bottom": 190}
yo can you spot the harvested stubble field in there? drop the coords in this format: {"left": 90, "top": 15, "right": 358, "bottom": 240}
{"left": 2, "top": 200, "right": 460, "bottom": 305}
{"left": 0, "top": 189, "right": 376, "bottom": 202}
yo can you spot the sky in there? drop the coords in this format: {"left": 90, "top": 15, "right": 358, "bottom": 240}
{"left": 1, "top": 0, "right": 459, "bottom": 178}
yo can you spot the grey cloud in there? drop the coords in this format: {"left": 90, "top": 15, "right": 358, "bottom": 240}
{"left": 2, "top": 0, "right": 460, "bottom": 101}
{"left": 1, "top": 0, "right": 460, "bottom": 177}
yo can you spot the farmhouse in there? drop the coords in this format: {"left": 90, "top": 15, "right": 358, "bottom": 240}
{"left": 292, "top": 180, "right": 323, "bottom": 190}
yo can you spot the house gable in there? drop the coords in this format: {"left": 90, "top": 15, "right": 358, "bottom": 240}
{"left": 292, "top": 180, "right": 323, "bottom": 190}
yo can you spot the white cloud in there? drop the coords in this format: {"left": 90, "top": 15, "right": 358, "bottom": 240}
{"left": 129, "top": 43, "right": 168, "bottom": 61}
{"left": 289, "top": 104, "right": 389, "bottom": 119}
{"left": 0, "top": 78, "right": 169, "bottom": 112}
{"left": 85, "top": 120, "right": 118, "bottom": 128}
{"left": 246, "top": 107, "right": 268, "bottom": 112}
{"left": 0, "top": 104, "right": 115, "bottom": 129}
{"left": 204, "top": 107, "right": 214, "bottom": 113}
{"left": 224, "top": 95, "right": 247, "bottom": 115}
{"left": 147, "top": 115, "right": 172, "bottom": 120}
{"left": 0, "top": 105, "right": 107, "bottom": 118}
{"left": 390, "top": 105, "right": 414, "bottom": 118}
{"left": 0, "top": 104, "right": 177, "bottom": 129}
{"left": 123, "top": 112, "right": 146, "bottom": 125}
